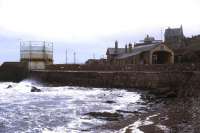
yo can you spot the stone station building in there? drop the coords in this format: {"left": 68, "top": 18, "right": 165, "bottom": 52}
{"left": 106, "top": 40, "right": 174, "bottom": 65}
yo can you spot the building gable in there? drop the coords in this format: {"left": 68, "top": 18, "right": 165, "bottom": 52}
{"left": 151, "top": 44, "right": 173, "bottom": 54}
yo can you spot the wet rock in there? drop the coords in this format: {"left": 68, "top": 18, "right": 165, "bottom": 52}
{"left": 31, "top": 86, "right": 41, "bottom": 92}
{"left": 138, "top": 107, "right": 148, "bottom": 112}
{"left": 0, "top": 122, "right": 4, "bottom": 128}
{"left": 86, "top": 112, "right": 123, "bottom": 121}
{"left": 81, "top": 129, "right": 90, "bottom": 132}
{"left": 141, "top": 94, "right": 156, "bottom": 102}
{"left": 136, "top": 101, "right": 147, "bottom": 106}
{"left": 116, "top": 110, "right": 139, "bottom": 114}
{"left": 151, "top": 87, "right": 171, "bottom": 95}
{"left": 160, "top": 116, "right": 168, "bottom": 121}
{"left": 6, "top": 85, "right": 12, "bottom": 89}
{"left": 149, "top": 87, "right": 177, "bottom": 98}
{"left": 105, "top": 100, "right": 116, "bottom": 104}
{"left": 165, "top": 91, "right": 177, "bottom": 98}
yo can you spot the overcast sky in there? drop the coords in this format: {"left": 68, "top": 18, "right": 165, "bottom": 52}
{"left": 0, "top": 0, "right": 200, "bottom": 64}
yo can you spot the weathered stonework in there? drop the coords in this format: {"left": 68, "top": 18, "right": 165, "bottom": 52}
{"left": 0, "top": 62, "right": 28, "bottom": 82}
{"left": 29, "top": 70, "right": 200, "bottom": 93}
{"left": 1, "top": 62, "right": 200, "bottom": 97}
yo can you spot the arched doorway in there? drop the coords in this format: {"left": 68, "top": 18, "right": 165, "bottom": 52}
{"left": 152, "top": 51, "right": 173, "bottom": 64}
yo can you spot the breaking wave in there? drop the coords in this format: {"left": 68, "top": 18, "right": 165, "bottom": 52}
{"left": 0, "top": 80, "right": 144, "bottom": 133}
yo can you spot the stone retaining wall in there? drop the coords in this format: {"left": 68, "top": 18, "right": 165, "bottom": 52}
{"left": 1, "top": 62, "right": 200, "bottom": 96}
{"left": 0, "top": 62, "right": 28, "bottom": 82}
{"left": 29, "top": 70, "right": 200, "bottom": 92}
{"left": 46, "top": 63, "right": 200, "bottom": 72}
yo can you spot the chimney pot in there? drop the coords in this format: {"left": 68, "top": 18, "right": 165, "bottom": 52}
{"left": 128, "top": 43, "right": 132, "bottom": 53}
{"left": 115, "top": 40, "right": 118, "bottom": 53}
{"left": 125, "top": 44, "right": 128, "bottom": 53}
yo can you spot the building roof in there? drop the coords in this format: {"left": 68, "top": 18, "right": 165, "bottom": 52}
{"left": 116, "top": 44, "right": 159, "bottom": 59}
{"left": 135, "top": 40, "right": 162, "bottom": 47}
{"left": 107, "top": 48, "right": 126, "bottom": 55}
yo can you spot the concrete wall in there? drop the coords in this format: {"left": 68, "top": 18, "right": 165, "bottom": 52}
{"left": 28, "top": 61, "right": 45, "bottom": 70}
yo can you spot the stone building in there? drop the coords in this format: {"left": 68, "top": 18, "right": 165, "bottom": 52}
{"left": 106, "top": 40, "right": 124, "bottom": 63}
{"left": 135, "top": 35, "right": 162, "bottom": 47}
{"left": 164, "top": 25, "right": 185, "bottom": 48}
{"left": 85, "top": 59, "right": 107, "bottom": 65}
{"left": 106, "top": 41, "right": 174, "bottom": 65}
{"left": 164, "top": 26, "right": 200, "bottom": 63}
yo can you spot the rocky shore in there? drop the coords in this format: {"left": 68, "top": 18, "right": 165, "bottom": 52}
{"left": 27, "top": 77, "right": 200, "bottom": 133}
{"left": 92, "top": 88, "right": 200, "bottom": 133}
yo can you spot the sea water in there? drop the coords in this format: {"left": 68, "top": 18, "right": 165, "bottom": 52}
{"left": 0, "top": 80, "right": 145, "bottom": 133}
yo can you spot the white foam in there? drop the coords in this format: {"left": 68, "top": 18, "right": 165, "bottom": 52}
{"left": 156, "top": 124, "right": 170, "bottom": 133}
{"left": 117, "top": 119, "right": 144, "bottom": 133}
{"left": 42, "top": 127, "right": 67, "bottom": 133}
{"left": 117, "top": 113, "right": 160, "bottom": 133}
{"left": 0, "top": 82, "right": 143, "bottom": 133}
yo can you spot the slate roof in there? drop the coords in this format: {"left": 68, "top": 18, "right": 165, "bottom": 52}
{"left": 107, "top": 48, "right": 126, "bottom": 55}
{"left": 116, "top": 44, "right": 159, "bottom": 59}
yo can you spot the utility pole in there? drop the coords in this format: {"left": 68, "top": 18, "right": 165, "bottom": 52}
{"left": 161, "top": 28, "right": 163, "bottom": 42}
{"left": 66, "top": 49, "right": 67, "bottom": 64}
{"left": 73, "top": 52, "right": 76, "bottom": 64}
{"left": 93, "top": 53, "right": 95, "bottom": 59}
{"left": 20, "top": 41, "right": 22, "bottom": 59}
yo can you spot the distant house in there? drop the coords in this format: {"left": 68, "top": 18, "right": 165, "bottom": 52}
{"left": 106, "top": 40, "right": 125, "bottom": 63}
{"left": 85, "top": 59, "right": 107, "bottom": 65}
{"left": 135, "top": 35, "right": 162, "bottom": 47}
{"left": 106, "top": 40, "right": 174, "bottom": 65}
{"left": 164, "top": 25, "right": 185, "bottom": 48}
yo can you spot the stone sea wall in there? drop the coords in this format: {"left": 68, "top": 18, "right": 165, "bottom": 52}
{"left": 0, "top": 62, "right": 28, "bottom": 82}
{"left": 46, "top": 63, "right": 200, "bottom": 72}
{"left": 1, "top": 62, "right": 200, "bottom": 96}
{"left": 29, "top": 70, "right": 200, "bottom": 94}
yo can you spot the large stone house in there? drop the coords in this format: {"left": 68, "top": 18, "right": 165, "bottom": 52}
{"left": 164, "top": 25, "right": 185, "bottom": 49}
{"left": 106, "top": 41, "right": 174, "bottom": 65}
{"left": 164, "top": 26, "right": 200, "bottom": 63}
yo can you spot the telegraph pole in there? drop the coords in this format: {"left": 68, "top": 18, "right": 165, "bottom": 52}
{"left": 161, "top": 28, "right": 163, "bottom": 42}
{"left": 73, "top": 52, "right": 76, "bottom": 64}
{"left": 93, "top": 53, "right": 95, "bottom": 59}
{"left": 20, "top": 41, "right": 22, "bottom": 59}
{"left": 66, "top": 49, "right": 67, "bottom": 64}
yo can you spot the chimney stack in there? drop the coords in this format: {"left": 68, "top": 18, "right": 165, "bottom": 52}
{"left": 128, "top": 43, "right": 132, "bottom": 53}
{"left": 125, "top": 44, "right": 128, "bottom": 53}
{"left": 115, "top": 40, "right": 118, "bottom": 53}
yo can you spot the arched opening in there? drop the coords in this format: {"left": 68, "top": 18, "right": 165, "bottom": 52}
{"left": 152, "top": 51, "right": 172, "bottom": 64}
